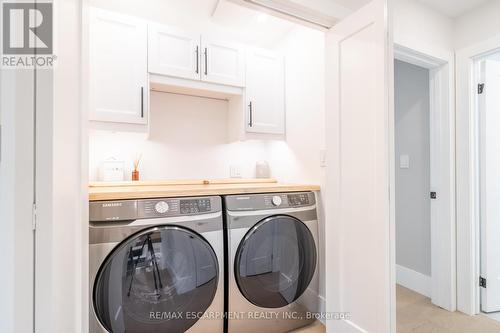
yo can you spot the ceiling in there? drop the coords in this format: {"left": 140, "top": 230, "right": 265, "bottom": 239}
{"left": 211, "top": 1, "right": 297, "bottom": 47}
{"left": 417, "top": 0, "right": 490, "bottom": 18}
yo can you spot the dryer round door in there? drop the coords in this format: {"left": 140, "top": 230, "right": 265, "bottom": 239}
{"left": 235, "top": 215, "right": 317, "bottom": 308}
{"left": 93, "top": 226, "right": 219, "bottom": 333}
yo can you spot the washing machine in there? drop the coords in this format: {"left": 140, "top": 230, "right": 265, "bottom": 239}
{"left": 225, "top": 191, "right": 319, "bottom": 333}
{"left": 89, "top": 196, "right": 224, "bottom": 333}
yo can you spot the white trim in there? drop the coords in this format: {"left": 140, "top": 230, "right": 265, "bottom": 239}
{"left": 81, "top": 1, "right": 91, "bottom": 332}
{"left": 394, "top": 44, "right": 446, "bottom": 69}
{"left": 456, "top": 34, "right": 500, "bottom": 316}
{"left": 394, "top": 44, "right": 456, "bottom": 311}
{"left": 396, "top": 265, "right": 432, "bottom": 298}
{"left": 226, "top": 0, "right": 339, "bottom": 30}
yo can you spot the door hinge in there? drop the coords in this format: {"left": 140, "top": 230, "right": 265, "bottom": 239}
{"left": 32, "top": 203, "right": 37, "bottom": 231}
{"left": 430, "top": 191, "right": 437, "bottom": 199}
{"left": 479, "top": 276, "right": 487, "bottom": 288}
{"left": 478, "top": 83, "right": 485, "bottom": 94}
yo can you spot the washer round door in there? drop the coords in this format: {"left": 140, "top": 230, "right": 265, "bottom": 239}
{"left": 235, "top": 215, "right": 317, "bottom": 308}
{"left": 93, "top": 226, "right": 219, "bottom": 333}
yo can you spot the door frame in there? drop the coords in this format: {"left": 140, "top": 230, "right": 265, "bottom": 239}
{"left": 456, "top": 35, "right": 500, "bottom": 315}
{"left": 394, "top": 44, "right": 456, "bottom": 311}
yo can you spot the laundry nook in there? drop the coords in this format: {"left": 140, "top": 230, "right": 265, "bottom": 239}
{"left": 4, "top": 0, "right": 500, "bottom": 333}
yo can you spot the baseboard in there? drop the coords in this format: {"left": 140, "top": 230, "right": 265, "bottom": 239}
{"left": 396, "top": 264, "right": 431, "bottom": 297}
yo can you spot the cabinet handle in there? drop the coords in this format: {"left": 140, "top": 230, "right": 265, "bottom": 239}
{"left": 195, "top": 46, "right": 199, "bottom": 74}
{"left": 204, "top": 48, "right": 208, "bottom": 75}
{"left": 248, "top": 101, "right": 253, "bottom": 127}
{"left": 141, "top": 87, "right": 144, "bottom": 118}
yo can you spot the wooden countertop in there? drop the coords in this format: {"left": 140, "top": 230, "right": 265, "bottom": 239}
{"left": 89, "top": 178, "right": 320, "bottom": 201}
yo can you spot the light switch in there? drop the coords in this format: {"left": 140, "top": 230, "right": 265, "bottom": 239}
{"left": 319, "top": 149, "right": 327, "bottom": 167}
{"left": 400, "top": 155, "right": 410, "bottom": 169}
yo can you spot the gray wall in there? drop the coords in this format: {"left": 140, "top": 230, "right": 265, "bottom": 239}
{"left": 395, "top": 60, "right": 431, "bottom": 276}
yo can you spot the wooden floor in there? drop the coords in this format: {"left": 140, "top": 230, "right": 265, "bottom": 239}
{"left": 287, "top": 285, "right": 500, "bottom": 333}
{"left": 397, "top": 285, "right": 500, "bottom": 333}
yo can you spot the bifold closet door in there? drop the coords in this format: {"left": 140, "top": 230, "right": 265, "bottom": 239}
{"left": 324, "top": 0, "right": 394, "bottom": 332}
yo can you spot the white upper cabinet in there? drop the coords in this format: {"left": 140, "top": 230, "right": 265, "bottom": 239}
{"left": 148, "top": 25, "right": 201, "bottom": 81}
{"left": 89, "top": 8, "right": 148, "bottom": 124}
{"left": 148, "top": 24, "right": 245, "bottom": 87}
{"left": 245, "top": 48, "right": 285, "bottom": 135}
{"left": 201, "top": 38, "right": 245, "bottom": 87}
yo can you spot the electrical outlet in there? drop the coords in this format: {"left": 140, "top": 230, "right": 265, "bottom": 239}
{"left": 230, "top": 165, "right": 242, "bottom": 178}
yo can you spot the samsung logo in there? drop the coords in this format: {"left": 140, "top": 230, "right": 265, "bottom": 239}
{"left": 102, "top": 202, "right": 122, "bottom": 208}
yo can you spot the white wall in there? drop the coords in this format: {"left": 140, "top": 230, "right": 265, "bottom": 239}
{"left": 455, "top": 0, "right": 500, "bottom": 51}
{"left": 394, "top": 0, "right": 454, "bottom": 56}
{"left": 89, "top": 93, "right": 290, "bottom": 181}
{"left": 394, "top": 60, "right": 431, "bottom": 277}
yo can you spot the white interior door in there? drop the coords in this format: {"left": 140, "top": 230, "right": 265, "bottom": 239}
{"left": 480, "top": 57, "right": 500, "bottom": 313}
{"left": 201, "top": 37, "right": 245, "bottom": 87}
{"left": 325, "top": 0, "right": 394, "bottom": 332}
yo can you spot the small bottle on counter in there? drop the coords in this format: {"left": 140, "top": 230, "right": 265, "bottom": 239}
{"left": 132, "top": 153, "right": 142, "bottom": 181}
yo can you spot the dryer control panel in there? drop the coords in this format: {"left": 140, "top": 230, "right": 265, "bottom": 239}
{"left": 225, "top": 192, "right": 316, "bottom": 211}
{"left": 89, "top": 196, "right": 221, "bottom": 222}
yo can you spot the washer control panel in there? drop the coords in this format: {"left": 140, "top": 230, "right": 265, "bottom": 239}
{"left": 180, "top": 198, "right": 212, "bottom": 214}
{"left": 89, "top": 196, "right": 221, "bottom": 222}
{"left": 287, "top": 193, "right": 310, "bottom": 206}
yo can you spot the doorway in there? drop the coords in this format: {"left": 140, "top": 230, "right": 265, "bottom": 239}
{"left": 394, "top": 59, "right": 432, "bottom": 300}
{"left": 393, "top": 45, "right": 456, "bottom": 313}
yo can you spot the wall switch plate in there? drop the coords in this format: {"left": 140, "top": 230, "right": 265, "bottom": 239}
{"left": 319, "top": 149, "right": 327, "bottom": 167}
{"left": 399, "top": 155, "right": 410, "bottom": 169}
{"left": 230, "top": 165, "right": 242, "bottom": 178}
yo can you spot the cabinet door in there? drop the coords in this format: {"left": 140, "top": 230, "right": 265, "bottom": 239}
{"left": 148, "top": 24, "right": 201, "bottom": 80}
{"left": 201, "top": 38, "right": 245, "bottom": 87}
{"left": 89, "top": 8, "right": 148, "bottom": 124}
{"left": 245, "top": 49, "right": 285, "bottom": 134}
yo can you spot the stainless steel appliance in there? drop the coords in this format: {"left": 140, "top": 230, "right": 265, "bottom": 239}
{"left": 89, "top": 196, "right": 224, "bottom": 333}
{"left": 225, "top": 192, "right": 319, "bottom": 333}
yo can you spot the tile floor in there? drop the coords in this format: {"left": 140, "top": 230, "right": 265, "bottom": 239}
{"left": 397, "top": 284, "right": 500, "bottom": 333}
